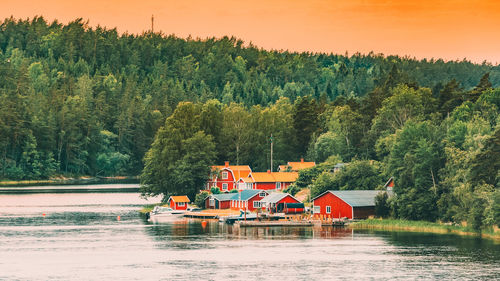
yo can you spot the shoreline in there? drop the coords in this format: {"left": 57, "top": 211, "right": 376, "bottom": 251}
{"left": 349, "top": 219, "right": 500, "bottom": 241}
{"left": 0, "top": 176, "right": 139, "bottom": 187}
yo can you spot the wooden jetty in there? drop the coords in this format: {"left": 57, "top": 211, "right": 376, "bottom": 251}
{"left": 235, "top": 220, "right": 314, "bottom": 227}
{"left": 183, "top": 212, "right": 219, "bottom": 219}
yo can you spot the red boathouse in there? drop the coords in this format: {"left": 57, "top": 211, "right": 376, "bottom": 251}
{"left": 312, "top": 190, "right": 382, "bottom": 219}
{"left": 167, "top": 195, "right": 190, "bottom": 210}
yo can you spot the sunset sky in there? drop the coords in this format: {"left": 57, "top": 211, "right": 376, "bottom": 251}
{"left": 3, "top": 0, "right": 500, "bottom": 64}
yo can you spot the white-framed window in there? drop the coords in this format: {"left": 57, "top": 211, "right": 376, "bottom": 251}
{"left": 275, "top": 182, "right": 281, "bottom": 190}
{"left": 253, "top": 201, "right": 261, "bottom": 208}
{"left": 313, "top": 206, "right": 320, "bottom": 214}
{"left": 222, "top": 171, "right": 228, "bottom": 180}
{"left": 246, "top": 183, "right": 252, "bottom": 189}
{"left": 259, "top": 192, "right": 267, "bottom": 197}
{"left": 222, "top": 183, "right": 228, "bottom": 191}
{"left": 209, "top": 198, "right": 215, "bottom": 207}
{"left": 326, "top": 206, "right": 331, "bottom": 214}
{"left": 178, "top": 202, "right": 185, "bottom": 207}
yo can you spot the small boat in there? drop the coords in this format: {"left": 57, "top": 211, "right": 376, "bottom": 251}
{"left": 147, "top": 206, "right": 186, "bottom": 222}
{"left": 219, "top": 210, "right": 258, "bottom": 224}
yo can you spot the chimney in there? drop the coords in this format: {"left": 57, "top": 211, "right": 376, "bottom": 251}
{"left": 267, "top": 170, "right": 271, "bottom": 174}
{"left": 224, "top": 161, "right": 229, "bottom": 168}
{"left": 300, "top": 158, "right": 304, "bottom": 163}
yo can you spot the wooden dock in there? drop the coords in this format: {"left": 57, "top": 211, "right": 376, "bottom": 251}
{"left": 183, "top": 212, "right": 219, "bottom": 219}
{"left": 235, "top": 221, "right": 314, "bottom": 227}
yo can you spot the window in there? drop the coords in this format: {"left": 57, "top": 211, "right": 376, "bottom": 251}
{"left": 313, "top": 206, "right": 320, "bottom": 214}
{"left": 222, "top": 171, "right": 228, "bottom": 180}
{"left": 209, "top": 199, "right": 215, "bottom": 207}
{"left": 222, "top": 183, "right": 228, "bottom": 191}
{"left": 178, "top": 202, "right": 185, "bottom": 207}
{"left": 276, "top": 182, "right": 281, "bottom": 190}
{"left": 326, "top": 206, "right": 331, "bottom": 214}
{"left": 246, "top": 183, "right": 252, "bottom": 190}
{"left": 259, "top": 192, "right": 267, "bottom": 197}
{"left": 253, "top": 201, "right": 261, "bottom": 208}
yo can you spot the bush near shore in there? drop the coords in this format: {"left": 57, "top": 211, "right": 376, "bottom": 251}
{"left": 350, "top": 218, "right": 500, "bottom": 240}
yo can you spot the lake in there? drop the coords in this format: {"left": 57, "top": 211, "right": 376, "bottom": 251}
{"left": 0, "top": 185, "right": 498, "bottom": 280}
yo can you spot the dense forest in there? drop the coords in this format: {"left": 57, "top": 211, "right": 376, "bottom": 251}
{"left": 1, "top": 17, "right": 499, "bottom": 229}
{"left": 1, "top": 17, "right": 500, "bottom": 180}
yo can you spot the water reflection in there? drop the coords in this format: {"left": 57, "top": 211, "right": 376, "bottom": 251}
{"left": 1, "top": 191, "right": 499, "bottom": 280}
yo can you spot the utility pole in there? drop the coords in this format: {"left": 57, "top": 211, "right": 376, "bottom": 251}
{"left": 270, "top": 134, "right": 273, "bottom": 172}
{"left": 151, "top": 14, "right": 154, "bottom": 33}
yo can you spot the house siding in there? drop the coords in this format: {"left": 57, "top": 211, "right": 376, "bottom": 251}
{"left": 170, "top": 200, "right": 188, "bottom": 210}
{"left": 313, "top": 192, "right": 353, "bottom": 219}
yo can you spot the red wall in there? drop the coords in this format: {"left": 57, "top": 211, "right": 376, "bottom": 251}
{"left": 255, "top": 182, "right": 276, "bottom": 190}
{"left": 207, "top": 169, "right": 238, "bottom": 192}
{"left": 170, "top": 200, "right": 188, "bottom": 210}
{"left": 220, "top": 200, "right": 231, "bottom": 209}
{"left": 205, "top": 198, "right": 231, "bottom": 209}
{"left": 254, "top": 182, "right": 293, "bottom": 191}
{"left": 313, "top": 192, "right": 352, "bottom": 219}
{"left": 230, "top": 193, "right": 267, "bottom": 211}
{"left": 278, "top": 195, "right": 300, "bottom": 205}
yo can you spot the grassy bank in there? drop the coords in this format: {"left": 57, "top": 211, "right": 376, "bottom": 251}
{"left": 140, "top": 204, "right": 161, "bottom": 214}
{"left": 0, "top": 176, "right": 139, "bottom": 187}
{"left": 350, "top": 219, "right": 500, "bottom": 241}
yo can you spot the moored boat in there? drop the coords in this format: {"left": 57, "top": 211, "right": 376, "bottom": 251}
{"left": 148, "top": 206, "right": 186, "bottom": 222}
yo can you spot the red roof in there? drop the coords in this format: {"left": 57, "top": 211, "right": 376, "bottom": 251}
{"left": 212, "top": 163, "right": 252, "bottom": 179}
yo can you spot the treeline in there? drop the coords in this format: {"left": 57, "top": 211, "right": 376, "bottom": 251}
{"left": 142, "top": 79, "right": 500, "bottom": 230}
{"left": 1, "top": 16, "right": 500, "bottom": 181}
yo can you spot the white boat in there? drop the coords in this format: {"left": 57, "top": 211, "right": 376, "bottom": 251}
{"left": 147, "top": 206, "right": 186, "bottom": 222}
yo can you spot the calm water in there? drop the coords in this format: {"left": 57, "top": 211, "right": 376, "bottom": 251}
{"left": 0, "top": 188, "right": 499, "bottom": 280}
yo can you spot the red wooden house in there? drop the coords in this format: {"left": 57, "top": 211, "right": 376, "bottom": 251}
{"left": 312, "top": 190, "right": 381, "bottom": 219}
{"left": 230, "top": 189, "right": 269, "bottom": 211}
{"left": 167, "top": 195, "right": 190, "bottom": 210}
{"left": 204, "top": 193, "right": 235, "bottom": 209}
{"left": 259, "top": 192, "right": 302, "bottom": 213}
{"left": 206, "top": 161, "right": 252, "bottom": 192}
{"left": 384, "top": 177, "right": 394, "bottom": 192}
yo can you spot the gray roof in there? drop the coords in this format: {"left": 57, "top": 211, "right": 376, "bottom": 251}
{"left": 314, "top": 190, "right": 382, "bottom": 207}
{"left": 211, "top": 189, "right": 267, "bottom": 202}
{"left": 238, "top": 189, "right": 267, "bottom": 201}
{"left": 260, "top": 192, "right": 300, "bottom": 204}
{"left": 211, "top": 193, "right": 236, "bottom": 201}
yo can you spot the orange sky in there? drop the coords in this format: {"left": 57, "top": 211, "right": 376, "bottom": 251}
{"left": 3, "top": 0, "right": 500, "bottom": 64}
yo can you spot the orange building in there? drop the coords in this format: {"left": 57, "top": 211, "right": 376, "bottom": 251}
{"left": 278, "top": 158, "right": 315, "bottom": 172}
